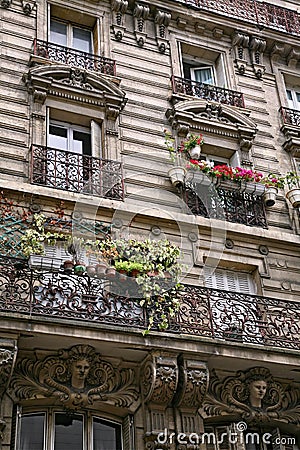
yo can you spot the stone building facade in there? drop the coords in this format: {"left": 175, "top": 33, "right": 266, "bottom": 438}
{"left": 1, "top": 0, "right": 300, "bottom": 449}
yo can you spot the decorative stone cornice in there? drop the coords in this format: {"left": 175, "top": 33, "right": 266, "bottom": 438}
{"left": 23, "top": 65, "right": 126, "bottom": 118}
{"left": 249, "top": 36, "right": 266, "bottom": 79}
{"left": 203, "top": 367, "right": 300, "bottom": 426}
{"left": 133, "top": 2, "right": 150, "bottom": 47}
{"left": 111, "top": 0, "right": 128, "bottom": 41}
{"left": 232, "top": 31, "right": 249, "bottom": 75}
{"left": 287, "top": 47, "right": 300, "bottom": 69}
{"left": 154, "top": 9, "right": 171, "bottom": 53}
{"left": 270, "top": 42, "right": 285, "bottom": 63}
{"left": 9, "top": 345, "right": 139, "bottom": 412}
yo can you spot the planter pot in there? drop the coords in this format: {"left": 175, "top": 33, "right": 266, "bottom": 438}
{"left": 74, "top": 263, "right": 86, "bottom": 275}
{"left": 189, "top": 145, "right": 201, "bottom": 159}
{"left": 263, "top": 187, "right": 278, "bottom": 207}
{"left": 29, "top": 255, "right": 62, "bottom": 271}
{"left": 63, "top": 260, "right": 74, "bottom": 274}
{"left": 96, "top": 263, "right": 107, "bottom": 278}
{"left": 106, "top": 267, "right": 116, "bottom": 279}
{"left": 131, "top": 269, "right": 141, "bottom": 278}
{"left": 168, "top": 166, "right": 186, "bottom": 187}
{"left": 86, "top": 265, "right": 96, "bottom": 277}
{"left": 286, "top": 188, "right": 300, "bottom": 208}
{"left": 215, "top": 179, "right": 240, "bottom": 191}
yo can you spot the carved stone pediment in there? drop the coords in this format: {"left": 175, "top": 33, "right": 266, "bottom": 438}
{"left": 9, "top": 345, "right": 139, "bottom": 412}
{"left": 203, "top": 367, "right": 300, "bottom": 426}
{"left": 166, "top": 99, "right": 256, "bottom": 155}
{"left": 23, "top": 65, "right": 127, "bottom": 118}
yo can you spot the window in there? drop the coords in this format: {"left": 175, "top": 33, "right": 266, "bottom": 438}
{"left": 181, "top": 43, "right": 227, "bottom": 88}
{"left": 50, "top": 19, "right": 93, "bottom": 54}
{"left": 204, "top": 267, "right": 256, "bottom": 294}
{"left": 17, "top": 411, "right": 122, "bottom": 450}
{"left": 286, "top": 88, "right": 300, "bottom": 111}
{"left": 48, "top": 121, "right": 92, "bottom": 156}
{"left": 199, "top": 152, "right": 240, "bottom": 168}
{"left": 204, "top": 267, "right": 261, "bottom": 342}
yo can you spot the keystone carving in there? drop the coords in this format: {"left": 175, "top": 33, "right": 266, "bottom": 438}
{"left": 232, "top": 31, "right": 249, "bottom": 75}
{"left": 133, "top": 3, "right": 150, "bottom": 47}
{"left": 203, "top": 367, "right": 300, "bottom": 426}
{"left": 155, "top": 9, "right": 171, "bottom": 53}
{"left": 9, "top": 345, "right": 139, "bottom": 411}
{"left": 111, "top": 0, "right": 128, "bottom": 41}
{"left": 249, "top": 36, "right": 266, "bottom": 79}
{"left": 62, "top": 68, "right": 93, "bottom": 90}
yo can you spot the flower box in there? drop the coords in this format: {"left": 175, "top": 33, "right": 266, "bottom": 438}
{"left": 185, "top": 170, "right": 212, "bottom": 186}
{"left": 28, "top": 255, "right": 62, "bottom": 271}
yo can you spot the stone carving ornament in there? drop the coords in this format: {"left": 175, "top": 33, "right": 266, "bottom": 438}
{"left": 9, "top": 345, "right": 139, "bottom": 411}
{"left": 0, "top": 347, "right": 16, "bottom": 398}
{"left": 203, "top": 367, "right": 300, "bottom": 425}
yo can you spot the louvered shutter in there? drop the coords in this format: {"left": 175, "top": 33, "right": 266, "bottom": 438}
{"left": 204, "top": 268, "right": 255, "bottom": 294}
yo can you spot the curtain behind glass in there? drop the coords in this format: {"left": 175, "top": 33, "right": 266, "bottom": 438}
{"left": 93, "top": 418, "right": 121, "bottom": 450}
{"left": 54, "top": 413, "right": 83, "bottom": 450}
{"left": 19, "top": 414, "right": 45, "bottom": 450}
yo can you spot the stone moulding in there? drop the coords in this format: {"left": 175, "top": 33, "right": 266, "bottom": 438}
{"left": 23, "top": 65, "right": 127, "bottom": 119}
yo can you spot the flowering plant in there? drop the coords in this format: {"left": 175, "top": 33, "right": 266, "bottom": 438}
{"left": 164, "top": 130, "right": 204, "bottom": 161}
{"left": 261, "top": 173, "right": 285, "bottom": 189}
{"left": 285, "top": 171, "right": 300, "bottom": 189}
{"left": 178, "top": 133, "right": 204, "bottom": 155}
{"left": 187, "top": 161, "right": 264, "bottom": 183}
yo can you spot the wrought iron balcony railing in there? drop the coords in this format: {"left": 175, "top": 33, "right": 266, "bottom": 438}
{"left": 172, "top": 76, "right": 245, "bottom": 108}
{"left": 0, "top": 255, "right": 299, "bottom": 350}
{"left": 32, "top": 39, "right": 116, "bottom": 76}
{"left": 180, "top": 0, "right": 300, "bottom": 36}
{"left": 184, "top": 183, "right": 267, "bottom": 228}
{"left": 279, "top": 106, "right": 300, "bottom": 128}
{"left": 30, "top": 145, "right": 124, "bottom": 200}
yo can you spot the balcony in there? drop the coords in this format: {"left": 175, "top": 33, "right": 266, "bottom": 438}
{"left": 32, "top": 39, "right": 116, "bottom": 76}
{"left": 172, "top": 76, "right": 245, "bottom": 108}
{"left": 0, "top": 255, "right": 299, "bottom": 350}
{"left": 279, "top": 107, "right": 300, "bottom": 127}
{"left": 30, "top": 145, "right": 124, "bottom": 200}
{"left": 184, "top": 184, "right": 268, "bottom": 228}
{"left": 181, "top": 0, "right": 300, "bottom": 36}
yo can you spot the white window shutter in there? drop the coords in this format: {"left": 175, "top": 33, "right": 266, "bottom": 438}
{"left": 204, "top": 268, "right": 255, "bottom": 294}
{"left": 92, "top": 18, "right": 100, "bottom": 56}
{"left": 91, "top": 120, "right": 102, "bottom": 158}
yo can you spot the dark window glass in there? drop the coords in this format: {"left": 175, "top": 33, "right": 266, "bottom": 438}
{"left": 54, "top": 413, "right": 83, "bottom": 450}
{"left": 93, "top": 418, "right": 121, "bottom": 450}
{"left": 19, "top": 413, "right": 45, "bottom": 450}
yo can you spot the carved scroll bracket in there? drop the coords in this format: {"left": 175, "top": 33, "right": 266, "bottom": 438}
{"left": 154, "top": 9, "right": 171, "bottom": 54}
{"left": 111, "top": 0, "right": 128, "bottom": 41}
{"left": 0, "top": 340, "right": 18, "bottom": 401}
{"left": 21, "top": 0, "right": 36, "bottom": 15}
{"left": 141, "top": 352, "right": 178, "bottom": 449}
{"left": 249, "top": 36, "right": 266, "bottom": 79}
{"left": 133, "top": 2, "right": 150, "bottom": 47}
{"left": 232, "top": 31, "right": 249, "bottom": 75}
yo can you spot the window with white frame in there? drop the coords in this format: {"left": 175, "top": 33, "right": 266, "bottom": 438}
{"left": 286, "top": 88, "right": 300, "bottom": 111}
{"left": 203, "top": 267, "right": 261, "bottom": 342}
{"left": 199, "top": 152, "right": 240, "bottom": 168}
{"left": 16, "top": 411, "right": 122, "bottom": 450}
{"left": 180, "top": 43, "right": 227, "bottom": 88}
{"left": 50, "top": 20, "right": 93, "bottom": 53}
{"left": 48, "top": 4, "right": 100, "bottom": 55}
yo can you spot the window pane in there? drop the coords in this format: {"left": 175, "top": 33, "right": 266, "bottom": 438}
{"left": 73, "top": 27, "right": 92, "bottom": 53}
{"left": 93, "top": 418, "right": 121, "bottom": 450}
{"left": 49, "top": 125, "right": 68, "bottom": 150}
{"left": 54, "top": 413, "right": 83, "bottom": 450}
{"left": 50, "top": 20, "right": 67, "bottom": 46}
{"left": 73, "top": 130, "right": 91, "bottom": 155}
{"left": 19, "top": 414, "right": 45, "bottom": 450}
{"left": 194, "top": 68, "right": 214, "bottom": 84}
